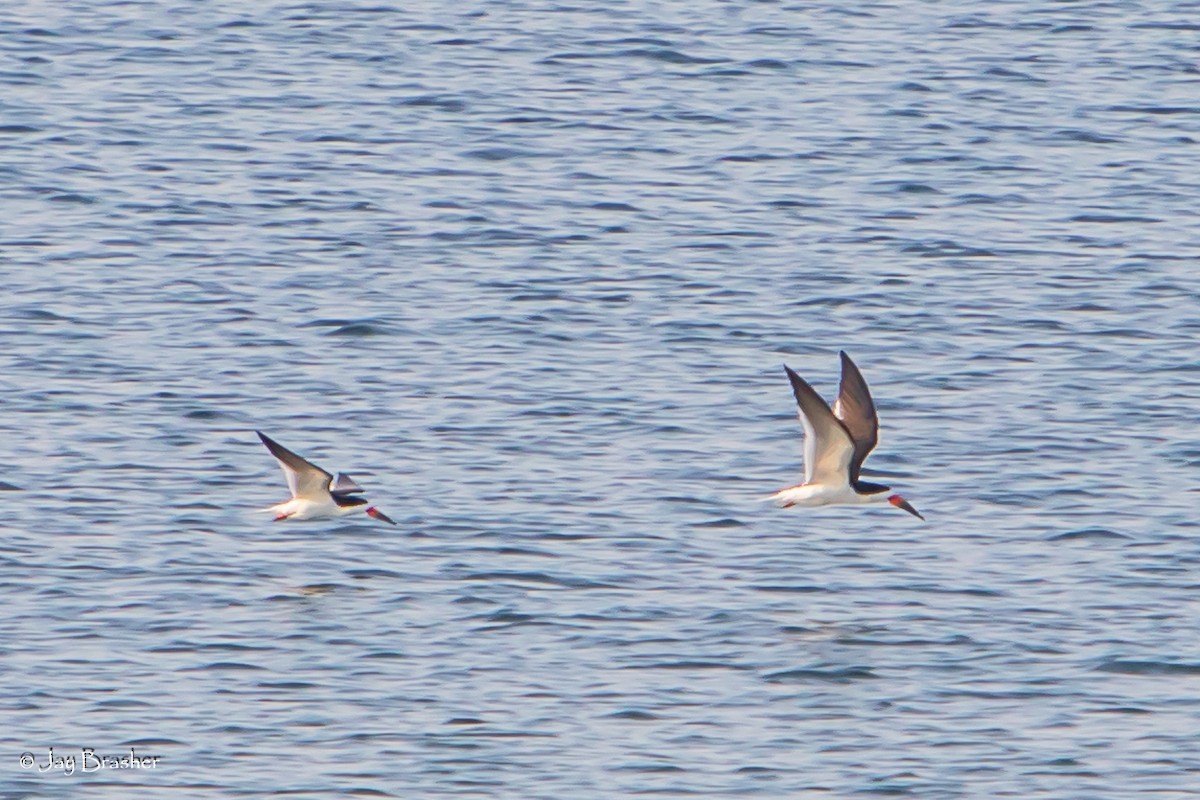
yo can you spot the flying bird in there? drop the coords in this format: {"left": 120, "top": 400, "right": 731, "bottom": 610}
{"left": 769, "top": 352, "right": 924, "bottom": 520}
{"left": 256, "top": 431, "right": 396, "bottom": 525}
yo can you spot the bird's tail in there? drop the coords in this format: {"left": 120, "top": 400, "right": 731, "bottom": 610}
{"left": 761, "top": 491, "right": 791, "bottom": 507}
{"left": 763, "top": 486, "right": 801, "bottom": 508}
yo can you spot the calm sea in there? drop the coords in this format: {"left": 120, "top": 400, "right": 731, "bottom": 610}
{"left": 3, "top": 1, "right": 1199, "bottom": 797}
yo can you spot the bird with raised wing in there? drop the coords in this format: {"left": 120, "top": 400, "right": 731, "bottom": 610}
{"left": 256, "top": 431, "right": 396, "bottom": 525}
{"left": 769, "top": 352, "right": 924, "bottom": 520}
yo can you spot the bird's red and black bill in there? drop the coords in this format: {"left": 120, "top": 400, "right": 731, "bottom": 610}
{"left": 888, "top": 494, "right": 925, "bottom": 521}
{"left": 366, "top": 506, "right": 397, "bottom": 525}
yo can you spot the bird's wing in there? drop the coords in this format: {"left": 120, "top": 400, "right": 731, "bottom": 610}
{"left": 331, "top": 473, "right": 364, "bottom": 496}
{"left": 256, "top": 431, "right": 334, "bottom": 500}
{"left": 831, "top": 351, "right": 879, "bottom": 482}
{"left": 784, "top": 365, "right": 856, "bottom": 486}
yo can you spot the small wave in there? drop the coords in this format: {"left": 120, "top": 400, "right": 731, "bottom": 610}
{"left": 1048, "top": 528, "right": 1130, "bottom": 541}
{"left": 606, "top": 709, "right": 659, "bottom": 720}
{"left": 1095, "top": 659, "right": 1200, "bottom": 676}
{"left": 185, "top": 661, "right": 267, "bottom": 672}
{"left": 463, "top": 570, "right": 616, "bottom": 589}
{"left": 764, "top": 665, "right": 878, "bottom": 683}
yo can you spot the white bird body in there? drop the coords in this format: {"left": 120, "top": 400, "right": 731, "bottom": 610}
{"left": 770, "top": 481, "right": 889, "bottom": 509}
{"left": 260, "top": 496, "right": 364, "bottom": 521}
{"left": 256, "top": 431, "right": 396, "bottom": 526}
{"left": 769, "top": 352, "right": 923, "bottom": 520}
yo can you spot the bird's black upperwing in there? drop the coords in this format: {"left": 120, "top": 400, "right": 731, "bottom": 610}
{"left": 832, "top": 351, "right": 879, "bottom": 483}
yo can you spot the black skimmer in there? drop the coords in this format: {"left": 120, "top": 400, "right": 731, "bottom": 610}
{"left": 256, "top": 431, "right": 396, "bottom": 525}
{"left": 769, "top": 352, "right": 924, "bottom": 520}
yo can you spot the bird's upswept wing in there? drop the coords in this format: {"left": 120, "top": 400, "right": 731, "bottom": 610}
{"left": 256, "top": 431, "right": 334, "bottom": 500}
{"left": 831, "top": 351, "right": 880, "bottom": 483}
{"left": 784, "top": 365, "right": 856, "bottom": 487}
{"left": 331, "top": 473, "right": 364, "bottom": 497}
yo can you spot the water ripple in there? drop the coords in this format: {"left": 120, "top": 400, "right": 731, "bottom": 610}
{"left": 3, "top": 0, "right": 1199, "bottom": 797}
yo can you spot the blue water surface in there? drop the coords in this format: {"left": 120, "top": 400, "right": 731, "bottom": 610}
{"left": 2, "top": 1, "right": 1199, "bottom": 797}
